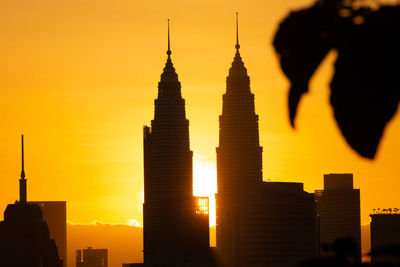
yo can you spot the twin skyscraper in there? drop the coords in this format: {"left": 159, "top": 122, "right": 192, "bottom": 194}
{"left": 143, "top": 15, "right": 319, "bottom": 267}
{"left": 143, "top": 19, "right": 211, "bottom": 266}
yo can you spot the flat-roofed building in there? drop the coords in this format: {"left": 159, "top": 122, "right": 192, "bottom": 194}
{"left": 370, "top": 213, "right": 400, "bottom": 264}
{"left": 76, "top": 247, "right": 107, "bottom": 267}
{"left": 315, "top": 173, "right": 361, "bottom": 260}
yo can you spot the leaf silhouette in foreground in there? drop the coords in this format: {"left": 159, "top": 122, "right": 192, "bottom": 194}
{"left": 274, "top": 2, "right": 400, "bottom": 158}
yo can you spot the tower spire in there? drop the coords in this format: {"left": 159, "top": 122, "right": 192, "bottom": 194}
{"left": 160, "top": 18, "right": 178, "bottom": 85}
{"left": 228, "top": 12, "right": 247, "bottom": 81}
{"left": 235, "top": 12, "right": 240, "bottom": 50}
{"left": 21, "top": 135, "right": 25, "bottom": 179}
{"left": 19, "top": 134, "right": 27, "bottom": 204}
{"left": 167, "top": 19, "right": 171, "bottom": 56}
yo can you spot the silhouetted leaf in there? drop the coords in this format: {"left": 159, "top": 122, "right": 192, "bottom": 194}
{"left": 273, "top": 4, "right": 335, "bottom": 127}
{"left": 273, "top": 3, "right": 400, "bottom": 158}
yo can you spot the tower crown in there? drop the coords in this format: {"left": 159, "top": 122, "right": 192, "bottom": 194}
{"left": 227, "top": 13, "right": 249, "bottom": 87}
{"left": 229, "top": 50, "right": 248, "bottom": 77}
{"left": 159, "top": 19, "right": 180, "bottom": 96}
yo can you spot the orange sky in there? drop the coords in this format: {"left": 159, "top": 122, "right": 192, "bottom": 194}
{"left": 0, "top": 0, "right": 399, "bottom": 227}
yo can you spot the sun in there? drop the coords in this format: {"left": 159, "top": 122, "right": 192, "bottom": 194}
{"left": 193, "top": 159, "right": 217, "bottom": 226}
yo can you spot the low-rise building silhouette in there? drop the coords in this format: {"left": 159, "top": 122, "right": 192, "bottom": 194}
{"left": 76, "top": 247, "right": 108, "bottom": 267}
{"left": 370, "top": 212, "right": 400, "bottom": 264}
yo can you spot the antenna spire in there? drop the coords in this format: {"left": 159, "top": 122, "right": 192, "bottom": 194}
{"left": 19, "top": 134, "right": 27, "bottom": 204}
{"left": 235, "top": 12, "right": 240, "bottom": 50}
{"left": 21, "top": 135, "right": 25, "bottom": 179}
{"left": 167, "top": 19, "right": 171, "bottom": 56}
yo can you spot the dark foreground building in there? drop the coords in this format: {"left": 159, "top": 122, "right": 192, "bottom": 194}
{"left": 370, "top": 213, "right": 400, "bottom": 264}
{"left": 76, "top": 248, "right": 107, "bottom": 267}
{"left": 315, "top": 173, "right": 361, "bottom": 260}
{"left": 0, "top": 136, "right": 62, "bottom": 267}
{"left": 142, "top": 22, "right": 212, "bottom": 267}
{"left": 29, "top": 201, "right": 67, "bottom": 267}
{"left": 216, "top": 16, "right": 318, "bottom": 267}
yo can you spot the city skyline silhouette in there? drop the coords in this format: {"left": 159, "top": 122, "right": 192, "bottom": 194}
{"left": 0, "top": 1, "right": 399, "bottom": 266}
{"left": 1, "top": 0, "right": 399, "bottom": 228}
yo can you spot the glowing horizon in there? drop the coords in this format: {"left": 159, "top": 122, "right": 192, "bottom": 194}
{"left": 0, "top": 0, "right": 399, "bottom": 229}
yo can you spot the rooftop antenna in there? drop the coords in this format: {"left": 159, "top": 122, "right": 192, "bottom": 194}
{"left": 21, "top": 135, "right": 25, "bottom": 179}
{"left": 235, "top": 12, "right": 240, "bottom": 50}
{"left": 19, "top": 134, "right": 27, "bottom": 204}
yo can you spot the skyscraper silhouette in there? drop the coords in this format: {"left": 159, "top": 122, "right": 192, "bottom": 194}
{"left": 216, "top": 14, "right": 318, "bottom": 267}
{"left": 0, "top": 135, "right": 62, "bottom": 267}
{"left": 315, "top": 174, "right": 361, "bottom": 261}
{"left": 28, "top": 201, "right": 67, "bottom": 267}
{"left": 216, "top": 14, "right": 263, "bottom": 203}
{"left": 142, "top": 21, "right": 212, "bottom": 267}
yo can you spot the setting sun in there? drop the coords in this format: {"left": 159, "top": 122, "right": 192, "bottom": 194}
{"left": 193, "top": 158, "right": 217, "bottom": 226}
